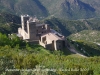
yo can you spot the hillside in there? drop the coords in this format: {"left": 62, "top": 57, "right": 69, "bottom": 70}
{"left": 0, "top": 0, "right": 100, "bottom": 19}
{"left": 0, "top": 0, "right": 48, "bottom": 18}
{"left": 67, "top": 30, "right": 100, "bottom": 57}
{"left": 0, "top": 12, "right": 20, "bottom": 34}
{"left": 68, "top": 30, "right": 100, "bottom": 43}
{"left": 1, "top": 12, "right": 100, "bottom": 37}
{"left": 0, "top": 33, "right": 100, "bottom": 75}
{"left": 40, "top": 0, "right": 96, "bottom": 19}
{"left": 68, "top": 40, "right": 100, "bottom": 57}
{"left": 37, "top": 0, "right": 100, "bottom": 19}
{"left": 0, "top": 0, "right": 100, "bottom": 74}
{"left": 0, "top": 12, "right": 100, "bottom": 74}
{"left": 44, "top": 17, "right": 100, "bottom": 36}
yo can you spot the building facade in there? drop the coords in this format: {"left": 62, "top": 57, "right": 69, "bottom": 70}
{"left": 18, "top": 15, "right": 67, "bottom": 50}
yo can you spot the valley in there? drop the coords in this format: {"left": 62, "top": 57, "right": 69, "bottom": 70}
{"left": 0, "top": 0, "right": 100, "bottom": 75}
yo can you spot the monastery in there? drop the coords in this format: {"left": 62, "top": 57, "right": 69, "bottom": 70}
{"left": 17, "top": 15, "right": 67, "bottom": 50}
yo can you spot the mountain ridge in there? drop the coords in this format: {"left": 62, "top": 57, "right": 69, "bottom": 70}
{"left": 0, "top": 0, "right": 48, "bottom": 18}
{"left": 0, "top": 0, "right": 100, "bottom": 19}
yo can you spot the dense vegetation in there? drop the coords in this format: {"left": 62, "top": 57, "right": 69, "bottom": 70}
{"left": 0, "top": 12, "right": 20, "bottom": 34}
{"left": 0, "top": 32, "right": 100, "bottom": 75}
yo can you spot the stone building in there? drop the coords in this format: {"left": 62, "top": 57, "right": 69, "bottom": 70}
{"left": 18, "top": 15, "right": 67, "bottom": 50}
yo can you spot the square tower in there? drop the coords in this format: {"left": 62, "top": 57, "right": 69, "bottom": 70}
{"left": 27, "top": 20, "right": 39, "bottom": 40}
{"left": 21, "top": 15, "right": 30, "bottom": 32}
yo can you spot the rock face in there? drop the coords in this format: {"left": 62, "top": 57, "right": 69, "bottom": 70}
{"left": 0, "top": 0, "right": 100, "bottom": 19}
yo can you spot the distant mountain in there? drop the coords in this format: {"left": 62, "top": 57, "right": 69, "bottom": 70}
{"left": 60, "top": 0, "right": 96, "bottom": 19}
{"left": 0, "top": 0, "right": 100, "bottom": 19}
{"left": 0, "top": 0, "right": 48, "bottom": 18}
{"left": 39, "top": 0, "right": 100, "bottom": 19}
